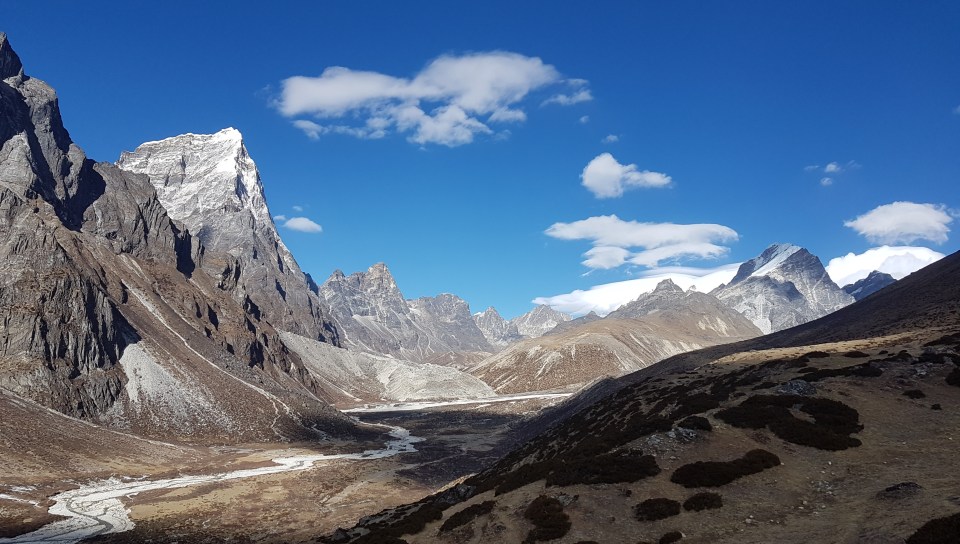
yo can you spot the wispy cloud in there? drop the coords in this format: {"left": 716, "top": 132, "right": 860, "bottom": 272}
{"left": 825, "top": 246, "right": 945, "bottom": 287}
{"left": 579, "top": 115, "right": 590, "bottom": 124}
{"left": 807, "top": 159, "right": 860, "bottom": 186}
{"left": 581, "top": 153, "right": 671, "bottom": 198}
{"left": 844, "top": 201, "right": 953, "bottom": 245}
{"left": 533, "top": 264, "right": 741, "bottom": 316}
{"left": 281, "top": 217, "right": 323, "bottom": 233}
{"left": 602, "top": 134, "right": 619, "bottom": 143}
{"left": 820, "top": 177, "right": 833, "bottom": 186}
{"left": 546, "top": 214, "right": 738, "bottom": 269}
{"left": 277, "top": 52, "right": 588, "bottom": 146}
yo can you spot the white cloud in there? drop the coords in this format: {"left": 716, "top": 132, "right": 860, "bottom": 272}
{"left": 292, "top": 205, "right": 304, "bottom": 212}
{"left": 579, "top": 115, "right": 590, "bottom": 124}
{"left": 533, "top": 264, "right": 741, "bottom": 316}
{"left": 581, "top": 153, "right": 672, "bottom": 198}
{"left": 546, "top": 214, "right": 738, "bottom": 269}
{"left": 844, "top": 201, "right": 953, "bottom": 245}
{"left": 804, "top": 164, "right": 820, "bottom": 171}
{"left": 824, "top": 162, "right": 841, "bottom": 173}
{"left": 602, "top": 134, "right": 619, "bottom": 143}
{"left": 820, "top": 177, "right": 833, "bottom": 186}
{"left": 273, "top": 214, "right": 287, "bottom": 222}
{"left": 825, "top": 246, "right": 945, "bottom": 287}
{"left": 542, "top": 88, "right": 593, "bottom": 106}
{"left": 281, "top": 217, "right": 323, "bottom": 233}
{"left": 278, "top": 51, "right": 582, "bottom": 146}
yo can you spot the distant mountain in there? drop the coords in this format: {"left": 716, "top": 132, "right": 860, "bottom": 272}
{"left": 511, "top": 304, "right": 572, "bottom": 338}
{"left": 473, "top": 307, "right": 523, "bottom": 347}
{"left": 546, "top": 311, "right": 602, "bottom": 335}
{"left": 843, "top": 270, "right": 896, "bottom": 301}
{"left": 319, "top": 263, "right": 493, "bottom": 362}
{"left": 0, "top": 33, "right": 353, "bottom": 442}
{"left": 117, "top": 128, "right": 338, "bottom": 344}
{"left": 469, "top": 280, "right": 760, "bottom": 394}
{"left": 338, "top": 250, "right": 960, "bottom": 544}
{"left": 712, "top": 243, "right": 854, "bottom": 333}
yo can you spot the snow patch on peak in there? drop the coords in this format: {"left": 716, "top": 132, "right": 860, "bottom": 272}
{"left": 750, "top": 243, "right": 802, "bottom": 278}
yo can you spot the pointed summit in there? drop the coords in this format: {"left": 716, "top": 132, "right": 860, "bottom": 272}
{"left": 117, "top": 128, "right": 338, "bottom": 342}
{"left": 0, "top": 33, "right": 23, "bottom": 79}
{"left": 510, "top": 304, "right": 572, "bottom": 338}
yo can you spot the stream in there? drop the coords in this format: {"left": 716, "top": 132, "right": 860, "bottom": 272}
{"left": 0, "top": 425, "right": 422, "bottom": 544}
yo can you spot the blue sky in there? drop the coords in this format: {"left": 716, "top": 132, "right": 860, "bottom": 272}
{"left": 5, "top": 1, "right": 959, "bottom": 317}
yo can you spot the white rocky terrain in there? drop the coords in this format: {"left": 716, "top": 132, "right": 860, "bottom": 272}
{"left": 280, "top": 332, "right": 494, "bottom": 406}
{"left": 711, "top": 243, "right": 855, "bottom": 333}
{"left": 470, "top": 280, "right": 761, "bottom": 393}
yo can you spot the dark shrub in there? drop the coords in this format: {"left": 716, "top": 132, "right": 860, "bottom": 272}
{"left": 844, "top": 350, "right": 870, "bottom": 358}
{"left": 802, "top": 363, "right": 882, "bottom": 382}
{"left": 683, "top": 492, "right": 723, "bottom": 511}
{"left": 903, "top": 389, "right": 927, "bottom": 399}
{"left": 920, "top": 352, "right": 957, "bottom": 365}
{"left": 805, "top": 351, "right": 830, "bottom": 358}
{"left": 634, "top": 498, "right": 681, "bottom": 521}
{"left": 932, "top": 404, "right": 942, "bottom": 411}
{"left": 947, "top": 368, "right": 960, "bottom": 387}
{"left": 715, "top": 395, "right": 863, "bottom": 451}
{"left": 906, "top": 512, "right": 960, "bottom": 543}
{"left": 670, "top": 449, "right": 780, "bottom": 488}
{"left": 523, "top": 496, "right": 571, "bottom": 543}
{"left": 439, "top": 501, "right": 495, "bottom": 533}
{"left": 677, "top": 415, "right": 712, "bottom": 432}
{"left": 924, "top": 333, "right": 960, "bottom": 347}
{"left": 546, "top": 450, "right": 660, "bottom": 487}
{"left": 659, "top": 531, "right": 684, "bottom": 543}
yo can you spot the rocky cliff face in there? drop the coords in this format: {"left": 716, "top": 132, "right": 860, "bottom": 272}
{"left": 319, "top": 263, "right": 493, "bottom": 362}
{"left": 0, "top": 33, "right": 353, "bottom": 442}
{"left": 510, "top": 304, "right": 572, "bottom": 338}
{"left": 116, "top": 129, "right": 338, "bottom": 345}
{"left": 474, "top": 307, "right": 523, "bottom": 347}
{"left": 843, "top": 270, "right": 896, "bottom": 301}
{"left": 712, "top": 244, "right": 854, "bottom": 334}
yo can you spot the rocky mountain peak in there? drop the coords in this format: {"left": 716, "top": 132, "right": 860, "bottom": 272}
{"left": 652, "top": 278, "right": 684, "bottom": 294}
{"left": 843, "top": 270, "right": 896, "bottom": 301}
{"left": 713, "top": 244, "right": 853, "bottom": 334}
{"left": 510, "top": 304, "right": 572, "bottom": 338}
{"left": 0, "top": 32, "right": 24, "bottom": 79}
{"left": 729, "top": 243, "right": 802, "bottom": 284}
{"left": 319, "top": 263, "right": 492, "bottom": 360}
{"left": 473, "top": 306, "right": 522, "bottom": 347}
{"left": 116, "top": 127, "right": 338, "bottom": 343}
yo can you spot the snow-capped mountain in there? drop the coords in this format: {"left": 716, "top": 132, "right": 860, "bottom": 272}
{"left": 319, "top": 263, "right": 493, "bottom": 361}
{"left": 0, "top": 33, "right": 352, "bottom": 442}
{"left": 842, "top": 270, "right": 896, "bottom": 301}
{"left": 511, "top": 304, "right": 572, "bottom": 338}
{"left": 117, "top": 129, "right": 338, "bottom": 344}
{"left": 712, "top": 243, "right": 854, "bottom": 334}
{"left": 474, "top": 307, "right": 524, "bottom": 347}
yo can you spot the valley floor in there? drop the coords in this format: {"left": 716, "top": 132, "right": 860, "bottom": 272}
{"left": 0, "top": 395, "right": 564, "bottom": 543}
